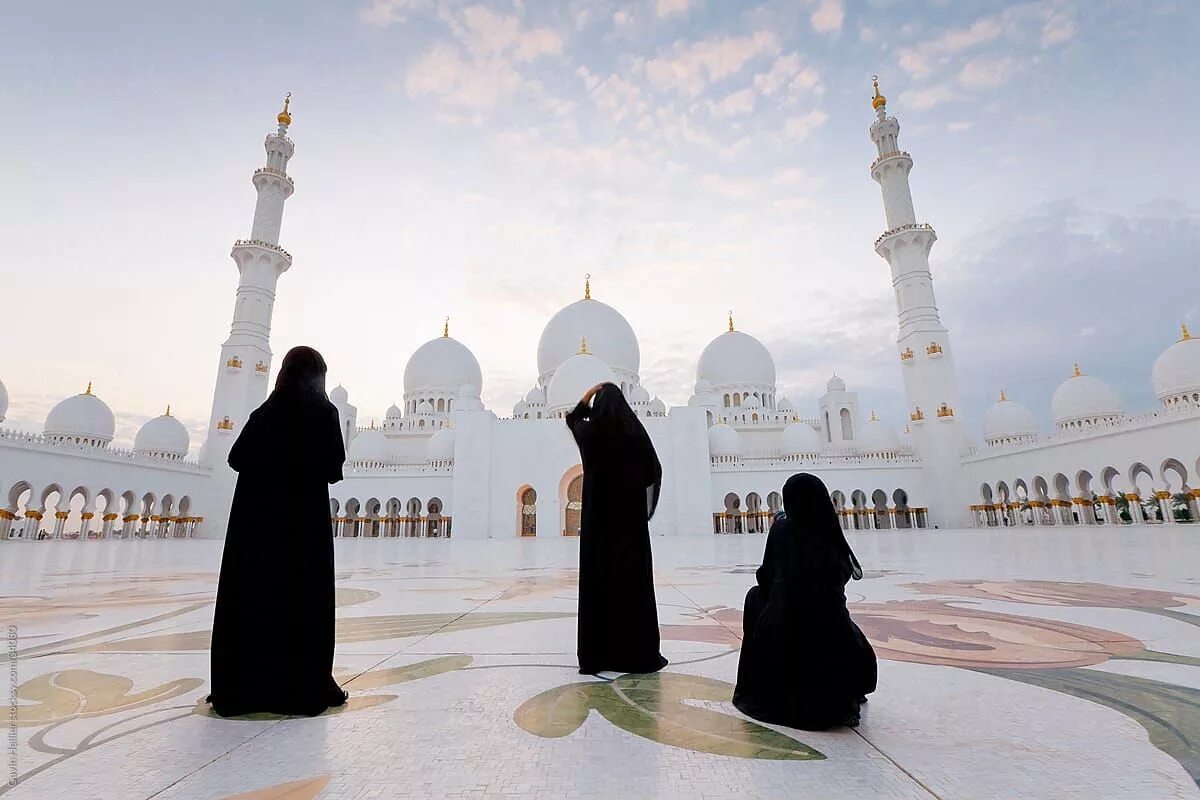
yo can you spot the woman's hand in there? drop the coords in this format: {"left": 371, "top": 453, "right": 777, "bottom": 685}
{"left": 581, "top": 383, "right": 605, "bottom": 404}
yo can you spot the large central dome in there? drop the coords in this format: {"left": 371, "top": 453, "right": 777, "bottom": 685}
{"left": 537, "top": 294, "right": 640, "bottom": 381}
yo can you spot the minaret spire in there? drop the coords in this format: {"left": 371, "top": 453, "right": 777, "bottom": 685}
{"left": 869, "top": 80, "right": 963, "bottom": 527}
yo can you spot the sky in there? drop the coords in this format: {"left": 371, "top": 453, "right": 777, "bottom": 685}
{"left": 1, "top": 0, "right": 1197, "bottom": 453}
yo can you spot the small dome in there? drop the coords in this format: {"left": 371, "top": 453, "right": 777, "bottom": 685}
{"left": 1051, "top": 365, "right": 1123, "bottom": 427}
{"left": 525, "top": 386, "right": 545, "bottom": 404}
{"left": 546, "top": 352, "right": 616, "bottom": 413}
{"left": 707, "top": 423, "right": 742, "bottom": 457}
{"left": 778, "top": 395, "right": 793, "bottom": 412}
{"left": 826, "top": 374, "right": 846, "bottom": 393}
{"left": 0, "top": 376, "right": 7, "bottom": 422}
{"left": 134, "top": 410, "right": 189, "bottom": 458}
{"left": 858, "top": 414, "right": 900, "bottom": 453}
{"left": 982, "top": 392, "right": 1039, "bottom": 444}
{"left": 538, "top": 296, "right": 640, "bottom": 380}
{"left": 427, "top": 427, "right": 456, "bottom": 461}
{"left": 404, "top": 335, "right": 483, "bottom": 395}
{"left": 742, "top": 394, "right": 762, "bottom": 409}
{"left": 386, "top": 403, "right": 403, "bottom": 419}
{"left": 781, "top": 421, "right": 820, "bottom": 454}
{"left": 697, "top": 330, "right": 776, "bottom": 388}
{"left": 416, "top": 400, "right": 433, "bottom": 415}
{"left": 349, "top": 427, "right": 390, "bottom": 463}
{"left": 649, "top": 397, "right": 666, "bottom": 414}
{"left": 630, "top": 385, "right": 650, "bottom": 403}
{"left": 330, "top": 384, "right": 349, "bottom": 404}
{"left": 1152, "top": 325, "right": 1200, "bottom": 405}
{"left": 457, "top": 383, "right": 484, "bottom": 411}
{"left": 44, "top": 385, "right": 116, "bottom": 445}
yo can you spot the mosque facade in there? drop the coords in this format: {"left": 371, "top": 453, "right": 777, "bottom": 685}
{"left": 2, "top": 85, "right": 1198, "bottom": 541}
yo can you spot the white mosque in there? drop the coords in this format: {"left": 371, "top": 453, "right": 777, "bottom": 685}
{"left": 2, "top": 83, "right": 1198, "bottom": 542}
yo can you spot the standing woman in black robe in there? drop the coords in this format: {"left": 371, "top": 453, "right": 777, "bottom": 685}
{"left": 566, "top": 382, "right": 668, "bottom": 675}
{"left": 733, "top": 472, "right": 877, "bottom": 729}
{"left": 207, "top": 346, "right": 349, "bottom": 717}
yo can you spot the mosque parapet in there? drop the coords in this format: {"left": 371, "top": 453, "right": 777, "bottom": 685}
{"left": 232, "top": 239, "right": 293, "bottom": 262}
{"left": 252, "top": 167, "right": 294, "bottom": 186}
{"left": 345, "top": 462, "right": 453, "bottom": 476}
{"left": 0, "top": 427, "right": 210, "bottom": 473}
{"left": 869, "top": 150, "right": 912, "bottom": 173}
{"left": 711, "top": 446, "right": 920, "bottom": 471}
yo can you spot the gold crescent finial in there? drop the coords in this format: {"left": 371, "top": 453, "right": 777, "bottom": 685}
{"left": 165, "top": 404, "right": 172, "bottom": 416}
{"left": 728, "top": 310, "right": 734, "bottom": 332}
{"left": 869, "top": 410, "right": 878, "bottom": 421}
{"left": 584, "top": 273, "right": 591, "bottom": 300}
{"left": 1181, "top": 322, "right": 1192, "bottom": 341}
{"left": 1072, "top": 363, "right": 1082, "bottom": 377}
{"left": 871, "top": 74, "right": 887, "bottom": 110}
{"left": 277, "top": 92, "right": 292, "bottom": 126}
{"left": 85, "top": 381, "right": 93, "bottom": 396}
{"left": 999, "top": 388, "right": 1006, "bottom": 402}
{"left": 579, "top": 336, "right": 588, "bottom": 354}
{"left": 443, "top": 316, "right": 449, "bottom": 337}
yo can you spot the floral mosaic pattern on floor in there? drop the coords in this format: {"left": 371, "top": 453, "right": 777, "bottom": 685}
{"left": 1, "top": 527, "right": 1197, "bottom": 799}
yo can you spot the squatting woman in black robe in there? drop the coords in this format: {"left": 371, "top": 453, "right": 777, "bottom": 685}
{"left": 733, "top": 472, "right": 877, "bottom": 729}
{"left": 208, "top": 346, "right": 349, "bottom": 717}
{"left": 566, "top": 382, "right": 668, "bottom": 675}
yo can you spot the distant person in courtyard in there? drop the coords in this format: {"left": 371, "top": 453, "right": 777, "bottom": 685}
{"left": 566, "top": 382, "right": 668, "bottom": 675}
{"left": 733, "top": 472, "right": 877, "bottom": 729}
{"left": 208, "top": 346, "right": 349, "bottom": 717}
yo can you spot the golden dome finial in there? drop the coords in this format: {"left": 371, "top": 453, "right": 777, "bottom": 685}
{"left": 871, "top": 75, "right": 886, "bottom": 110}
{"left": 1181, "top": 322, "right": 1192, "bottom": 342}
{"left": 277, "top": 92, "right": 292, "bottom": 126}
{"left": 584, "top": 273, "right": 591, "bottom": 300}
{"left": 1072, "top": 363, "right": 1082, "bottom": 378}
{"left": 999, "top": 388, "right": 1006, "bottom": 402}
{"left": 85, "top": 381, "right": 93, "bottom": 396}
{"left": 728, "top": 310, "right": 734, "bottom": 332}
{"left": 443, "top": 316, "right": 449, "bottom": 337}
{"left": 165, "top": 404, "right": 172, "bottom": 417}
{"left": 579, "top": 336, "right": 588, "bottom": 354}
{"left": 869, "top": 410, "right": 878, "bottom": 422}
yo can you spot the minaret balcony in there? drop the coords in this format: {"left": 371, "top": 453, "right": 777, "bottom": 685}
{"left": 870, "top": 150, "right": 911, "bottom": 172}
{"left": 253, "top": 167, "right": 294, "bottom": 187}
{"left": 874, "top": 222, "right": 935, "bottom": 248}
{"left": 232, "top": 239, "right": 293, "bottom": 262}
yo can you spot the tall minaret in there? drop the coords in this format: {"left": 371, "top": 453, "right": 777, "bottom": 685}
{"left": 869, "top": 77, "right": 966, "bottom": 528}
{"left": 198, "top": 95, "right": 297, "bottom": 537}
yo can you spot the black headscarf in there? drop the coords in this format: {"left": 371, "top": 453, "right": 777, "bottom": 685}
{"left": 782, "top": 473, "right": 864, "bottom": 581}
{"left": 272, "top": 346, "right": 328, "bottom": 401}
{"left": 589, "top": 383, "right": 641, "bottom": 435}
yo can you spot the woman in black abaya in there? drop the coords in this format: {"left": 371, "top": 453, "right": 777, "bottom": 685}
{"left": 733, "top": 472, "right": 877, "bottom": 729}
{"left": 207, "top": 346, "right": 349, "bottom": 717}
{"left": 566, "top": 382, "right": 668, "bottom": 675}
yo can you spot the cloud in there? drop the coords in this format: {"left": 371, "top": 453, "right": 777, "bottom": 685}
{"left": 644, "top": 31, "right": 779, "bottom": 97}
{"left": 940, "top": 201, "right": 1200, "bottom": 429}
{"left": 655, "top": 0, "right": 695, "bottom": 19}
{"left": 899, "top": 83, "right": 958, "bottom": 110}
{"left": 456, "top": 5, "right": 563, "bottom": 62}
{"left": 405, "top": 44, "right": 522, "bottom": 109}
{"left": 708, "top": 88, "right": 756, "bottom": 118}
{"left": 698, "top": 173, "right": 759, "bottom": 199}
{"left": 1041, "top": 7, "right": 1077, "bottom": 46}
{"left": 783, "top": 109, "right": 829, "bottom": 140}
{"left": 810, "top": 0, "right": 844, "bottom": 34}
{"left": 947, "top": 121, "right": 973, "bottom": 133}
{"left": 753, "top": 53, "right": 820, "bottom": 96}
{"left": 958, "top": 56, "right": 1015, "bottom": 89}
{"left": 358, "top": 0, "right": 433, "bottom": 27}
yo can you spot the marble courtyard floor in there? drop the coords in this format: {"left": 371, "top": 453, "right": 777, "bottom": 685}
{"left": 2, "top": 527, "right": 1199, "bottom": 800}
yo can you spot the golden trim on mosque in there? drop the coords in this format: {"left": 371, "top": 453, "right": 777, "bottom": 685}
{"left": 899, "top": 347, "right": 914, "bottom": 360}
{"left": 728, "top": 310, "right": 735, "bottom": 333}
{"left": 255, "top": 361, "right": 268, "bottom": 374}
{"left": 165, "top": 405, "right": 172, "bottom": 416}
{"left": 1181, "top": 322, "right": 1192, "bottom": 342}
{"left": 1072, "top": 363, "right": 1082, "bottom": 377}
{"left": 926, "top": 341, "right": 943, "bottom": 355}
{"left": 584, "top": 274, "right": 591, "bottom": 300}
{"left": 937, "top": 402, "right": 954, "bottom": 418}
{"left": 910, "top": 406, "right": 924, "bottom": 421}
{"left": 443, "top": 317, "right": 450, "bottom": 337}
{"left": 216, "top": 416, "right": 234, "bottom": 431}
{"left": 579, "top": 337, "right": 588, "bottom": 354}
{"left": 277, "top": 92, "right": 292, "bottom": 126}
{"left": 226, "top": 355, "right": 243, "bottom": 369}
{"left": 84, "top": 381, "right": 94, "bottom": 396}
{"left": 999, "top": 389, "right": 1007, "bottom": 402}
{"left": 871, "top": 75, "right": 886, "bottom": 110}
{"left": 869, "top": 410, "right": 878, "bottom": 421}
